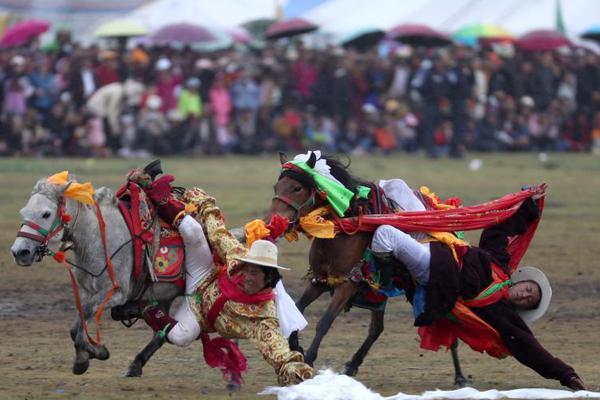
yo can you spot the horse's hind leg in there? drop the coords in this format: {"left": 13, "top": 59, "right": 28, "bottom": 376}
{"left": 342, "top": 309, "right": 384, "bottom": 377}
{"left": 289, "top": 281, "right": 328, "bottom": 353}
{"left": 304, "top": 281, "right": 358, "bottom": 366}
{"left": 451, "top": 340, "right": 470, "bottom": 387}
{"left": 126, "top": 333, "right": 166, "bottom": 377}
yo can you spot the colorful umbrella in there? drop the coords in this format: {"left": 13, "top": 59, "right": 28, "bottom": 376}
{"left": 94, "top": 19, "right": 147, "bottom": 38}
{"left": 388, "top": 24, "right": 452, "bottom": 47}
{"left": 241, "top": 18, "right": 275, "bottom": 41}
{"left": 152, "top": 23, "right": 217, "bottom": 46}
{"left": 341, "top": 28, "right": 385, "bottom": 51}
{"left": 453, "top": 23, "right": 512, "bottom": 46}
{"left": 581, "top": 24, "right": 600, "bottom": 42}
{"left": 266, "top": 18, "right": 318, "bottom": 40}
{"left": 1, "top": 19, "right": 49, "bottom": 47}
{"left": 516, "top": 29, "right": 572, "bottom": 51}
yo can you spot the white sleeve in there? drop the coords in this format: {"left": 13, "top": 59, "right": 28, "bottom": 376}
{"left": 273, "top": 280, "right": 308, "bottom": 338}
{"left": 378, "top": 179, "right": 425, "bottom": 212}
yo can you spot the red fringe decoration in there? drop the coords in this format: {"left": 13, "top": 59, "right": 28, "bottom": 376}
{"left": 201, "top": 333, "right": 247, "bottom": 383}
{"left": 61, "top": 213, "right": 72, "bottom": 223}
{"left": 266, "top": 214, "right": 289, "bottom": 241}
{"left": 53, "top": 251, "right": 66, "bottom": 263}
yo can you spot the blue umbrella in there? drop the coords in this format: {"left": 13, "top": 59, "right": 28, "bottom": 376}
{"left": 581, "top": 24, "right": 600, "bottom": 42}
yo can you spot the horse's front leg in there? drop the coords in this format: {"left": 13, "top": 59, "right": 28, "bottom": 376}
{"left": 71, "top": 286, "right": 127, "bottom": 374}
{"left": 304, "top": 280, "right": 358, "bottom": 366}
{"left": 289, "top": 281, "right": 328, "bottom": 354}
{"left": 342, "top": 308, "right": 384, "bottom": 376}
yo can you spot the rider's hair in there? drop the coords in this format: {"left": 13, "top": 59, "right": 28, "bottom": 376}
{"left": 261, "top": 265, "right": 282, "bottom": 289}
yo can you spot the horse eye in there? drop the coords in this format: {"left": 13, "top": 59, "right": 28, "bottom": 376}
{"left": 42, "top": 211, "right": 51, "bottom": 219}
{"left": 293, "top": 186, "right": 303, "bottom": 193}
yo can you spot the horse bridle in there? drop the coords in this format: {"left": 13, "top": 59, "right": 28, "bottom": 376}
{"left": 17, "top": 196, "right": 79, "bottom": 262}
{"left": 272, "top": 188, "right": 317, "bottom": 226}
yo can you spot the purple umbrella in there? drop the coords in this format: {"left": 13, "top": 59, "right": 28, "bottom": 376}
{"left": 152, "top": 23, "right": 217, "bottom": 45}
{"left": 516, "top": 29, "right": 572, "bottom": 51}
{"left": 388, "top": 23, "right": 452, "bottom": 47}
{"left": 1, "top": 19, "right": 50, "bottom": 47}
{"left": 266, "top": 18, "right": 318, "bottom": 40}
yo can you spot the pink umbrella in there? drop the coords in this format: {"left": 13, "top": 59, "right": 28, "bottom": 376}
{"left": 266, "top": 18, "right": 318, "bottom": 40}
{"left": 1, "top": 19, "right": 50, "bottom": 47}
{"left": 152, "top": 23, "right": 217, "bottom": 45}
{"left": 516, "top": 29, "right": 572, "bottom": 51}
{"left": 388, "top": 23, "right": 452, "bottom": 47}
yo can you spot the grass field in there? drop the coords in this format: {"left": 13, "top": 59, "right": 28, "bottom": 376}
{"left": 1, "top": 153, "right": 599, "bottom": 399}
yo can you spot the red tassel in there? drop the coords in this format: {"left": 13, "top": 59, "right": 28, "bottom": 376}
{"left": 266, "top": 214, "right": 289, "bottom": 241}
{"left": 61, "top": 213, "right": 72, "bottom": 223}
{"left": 201, "top": 333, "right": 247, "bottom": 384}
{"left": 53, "top": 251, "right": 66, "bottom": 263}
{"left": 319, "top": 190, "right": 328, "bottom": 200}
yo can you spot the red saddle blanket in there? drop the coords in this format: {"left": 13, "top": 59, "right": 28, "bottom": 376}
{"left": 116, "top": 181, "right": 185, "bottom": 289}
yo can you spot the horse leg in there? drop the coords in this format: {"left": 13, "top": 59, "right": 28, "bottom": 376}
{"left": 126, "top": 333, "right": 167, "bottom": 377}
{"left": 342, "top": 309, "right": 384, "bottom": 377}
{"left": 71, "top": 288, "right": 127, "bottom": 374}
{"left": 304, "top": 281, "right": 358, "bottom": 366}
{"left": 289, "top": 282, "right": 328, "bottom": 354}
{"left": 451, "top": 340, "right": 469, "bottom": 387}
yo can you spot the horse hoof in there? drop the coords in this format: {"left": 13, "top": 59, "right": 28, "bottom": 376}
{"left": 342, "top": 364, "right": 358, "bottom": 377}
{"left": 226, "top": 382, "right": 241, "bottom": 392}
{"left": 454, "top": 376, "right": 470, "bottom": 388}
{"left": 125, "top": 362, "right": 143, "bottom": 378}
{"left": 73, "top": 352, "right": 90, "bottom": 375}
{"left": 95, "top": 345, "right": 110, "bottom": 361}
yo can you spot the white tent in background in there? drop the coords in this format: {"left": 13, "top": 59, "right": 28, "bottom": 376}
{"left": 302, "top": 0, "right": 600, "bottom": 38}
{"left": 402, "top": 0, "right": 600, "bottom": 36}
{"left": 123, "top": 0, "right": 286, "bottom": 31}
{"left": 303, "top": 0, "right": 428, "bottom": 37}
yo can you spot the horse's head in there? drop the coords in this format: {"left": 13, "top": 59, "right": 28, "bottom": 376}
{"left": 266, "top": 152, "right": 322, "bottom": 227}
{"left": 11, "top": 177, "right": 75, "bottom": 266}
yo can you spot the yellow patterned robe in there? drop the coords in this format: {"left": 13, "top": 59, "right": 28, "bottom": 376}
{"left": 183, "top": 188, "right": 313, "bottom": 385}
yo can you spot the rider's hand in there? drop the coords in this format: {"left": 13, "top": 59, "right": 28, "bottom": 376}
{"left": 523, "top": 183, "right": 547, "bottom": 201}
{"left": 146, "top": 175, "right": 175, "bottom": 204}
{"left": 126, "top": 168, "right": 152, "bottom": 188}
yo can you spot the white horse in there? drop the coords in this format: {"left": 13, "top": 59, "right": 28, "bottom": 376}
{"left": 11, "top": 175, "right": 182, "bottom": 376}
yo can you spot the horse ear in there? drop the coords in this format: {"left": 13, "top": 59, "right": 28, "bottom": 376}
{"left": 306, "top": 151, "right": 317, "bottom": 168}
{"left": 279, "top": 152, "right": 288, "bottom": 165}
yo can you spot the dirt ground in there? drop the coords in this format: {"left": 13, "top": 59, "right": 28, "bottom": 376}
{"left": 1, "top": 154, "right": 599, "bottom": 399}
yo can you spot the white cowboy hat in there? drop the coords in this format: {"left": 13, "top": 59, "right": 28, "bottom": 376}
{"left": 511, "top": 266, "right": 552, "bottom": 324}
{"left": 234, "top": 240, "right": 290, "bottom": 270}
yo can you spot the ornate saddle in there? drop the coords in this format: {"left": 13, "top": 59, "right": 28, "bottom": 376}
{"left": 116, "top": 181, "right": 185, "bottom": 294}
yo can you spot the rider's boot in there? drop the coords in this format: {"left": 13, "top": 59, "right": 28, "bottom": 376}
{"left": 111, "top": 301, "right": 143, "bottom": 321}
{"left": 142, "top": 306, "right": 177, "bottom": 341}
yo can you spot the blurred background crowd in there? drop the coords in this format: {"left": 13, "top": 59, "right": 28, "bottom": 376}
{"left": 0, "top": 0, "right": 599, "bottom": 159}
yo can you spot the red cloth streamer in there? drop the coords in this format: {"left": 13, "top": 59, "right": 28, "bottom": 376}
{"left": 333, "top": 189, "right": 536, "bottom": 235}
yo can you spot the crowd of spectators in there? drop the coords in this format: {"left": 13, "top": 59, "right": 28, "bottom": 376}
{"left": 1, "top": 31, "right": 599, "bottom": 158}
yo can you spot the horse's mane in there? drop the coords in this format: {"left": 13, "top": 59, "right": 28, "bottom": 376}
{"left": 321, "top": 155, "right": 371, "bottom": 192}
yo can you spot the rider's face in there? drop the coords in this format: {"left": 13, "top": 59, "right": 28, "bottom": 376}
{"left": 508, "top": 281, "right": 541, "bottom": 309}
{"left": 241, "top": 263, "right": 266, "bottom": 295}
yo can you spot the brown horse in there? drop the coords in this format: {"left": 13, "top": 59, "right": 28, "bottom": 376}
{"left": 265, "top": 152, "right": 468, "bottom": 386}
